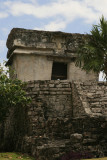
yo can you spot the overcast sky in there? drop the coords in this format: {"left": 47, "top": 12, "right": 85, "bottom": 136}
{"left": 0, "top": 0, "right": 107, "bottom": 80}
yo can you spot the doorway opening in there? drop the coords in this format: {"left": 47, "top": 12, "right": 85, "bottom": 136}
{"left": 51, "top": 62, "right": 67, "bottom": 80}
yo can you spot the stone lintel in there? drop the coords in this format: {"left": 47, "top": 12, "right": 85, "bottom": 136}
{"left": 6, "top": 47, "right": 77, "bottom": 65}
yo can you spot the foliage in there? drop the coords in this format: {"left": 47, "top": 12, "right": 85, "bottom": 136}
{"left": 76, "top": 16, "right": 107, "bottom": 80}
{"left": 0, "top": 62, "right": 31, "bottom": 122}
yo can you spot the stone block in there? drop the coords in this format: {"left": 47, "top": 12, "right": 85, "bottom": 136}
{"left": 50, "top": 91, "right": 57, "bottom": 95}
{"left": 70, "top": 133, "right": 83, "bottom": 143}
{"left": 49, "top": 84, "right": 55, "bottom": 87}
{"left": 62, "top": 92, "right": 71, "bottom": 95}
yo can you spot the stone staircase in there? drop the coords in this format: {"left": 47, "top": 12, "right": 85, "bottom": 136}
{"left": 23, "top": 81, "right": 107, "bottom": 159}
{"left": 72, "top": 81, "right": 107, "bottom": 117}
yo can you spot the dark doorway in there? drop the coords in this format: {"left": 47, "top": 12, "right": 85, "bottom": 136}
{"left": 51, "top": 62, "right": 67, "bottom": 80}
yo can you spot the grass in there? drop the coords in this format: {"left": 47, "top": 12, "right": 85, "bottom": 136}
{"left": 83, "top": 158, "right": 107, "bottom": 160}
{"left": 0, "top": 152, "right": 107, "bottom": 160}
{"left": 0, "top": 152, "right": 35, "bottom": 160}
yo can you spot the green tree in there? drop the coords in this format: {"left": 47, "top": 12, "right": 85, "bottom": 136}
{"left": 0, "top": 62, "right": 31, "bottom": 122}
{"left": 76, "top": 16, "right": 107, "bottom": 80}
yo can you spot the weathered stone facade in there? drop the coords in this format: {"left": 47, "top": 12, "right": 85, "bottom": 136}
{"left": 6, "top": 28, "right": 97, "bottom": 82}
{"left": 1, "top": 28, "right": 106, "bottom": 159}
{"left": 0, "top": 80, "right": 107, "bottom": 159}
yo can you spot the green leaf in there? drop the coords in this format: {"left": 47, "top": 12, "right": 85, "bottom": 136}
{"left": 0, "top": 61, "right": 32, "bottom": 122}
{"left": 76, "top": 16, "right": 107, "bottom": 80}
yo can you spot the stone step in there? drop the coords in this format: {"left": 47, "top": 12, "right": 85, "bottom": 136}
{"left": 32, "top": 139, "right": 71, "bottom": 160}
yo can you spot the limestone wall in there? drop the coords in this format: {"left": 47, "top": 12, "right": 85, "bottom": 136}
{"left": 0, "top": 80, "right": 107, "bottom": 159}
{"left": 11, "top": 53, "right": 97, "bottom": 82}
{"left": 68, "top": 63, "right": 98, "bottom": 82}
{"left": 71, "top": 116, "right": 107, "bottom": 158}
{"left": 12, "top": 54, "right": 52, "bottom": 81}
{"left": 0, "top": 80, "right": 73, "bottom": 159}
{"left": 26, "top": 80, "right": 72, "bottom": 120}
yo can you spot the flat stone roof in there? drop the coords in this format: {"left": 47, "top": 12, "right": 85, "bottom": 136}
{"left": 6, "top": 28, "right": 90, "bottom": 59}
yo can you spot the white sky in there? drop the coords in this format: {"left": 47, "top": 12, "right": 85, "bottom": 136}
{"left": 0, "top": 0, "right": 107, "bottom": 81}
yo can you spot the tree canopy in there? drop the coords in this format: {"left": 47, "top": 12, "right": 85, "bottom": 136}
{"left": 0, "top": 62, "right": 31, "bottom": 122}
{"left": 76, "top": 16, "right": 107, "bottom": 80}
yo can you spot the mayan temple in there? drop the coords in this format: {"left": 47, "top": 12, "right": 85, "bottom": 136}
{"left": 0, "top": 28, "right": 107, "bottom": 160}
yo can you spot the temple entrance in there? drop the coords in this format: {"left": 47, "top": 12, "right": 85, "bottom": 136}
{"left": 51, "top": 62, "right": 67, "bottom": 80}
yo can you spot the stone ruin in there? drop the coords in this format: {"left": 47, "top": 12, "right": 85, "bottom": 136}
{"left": 0, "top": 28, "right": 107, "bottom": 160}
{"left": 6, "top": 28, "right": 97, "bottom": 82}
